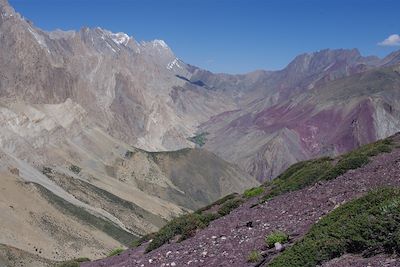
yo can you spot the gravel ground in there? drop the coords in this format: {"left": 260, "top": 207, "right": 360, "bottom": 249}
{"left": 84, "top": 135, "right": 400, "bottom": 267}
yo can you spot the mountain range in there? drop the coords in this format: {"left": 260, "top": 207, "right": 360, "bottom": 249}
{"left": 1, "top": 0, "right": 400, "bottom": 265}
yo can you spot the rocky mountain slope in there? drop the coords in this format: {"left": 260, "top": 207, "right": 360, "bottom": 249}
{"left": 0, "top": 0, "right": 258, "bottom": 263}
{"left": 201, "top": 62, "right": 400, "bottom": 180}
{"left": 84, "top": 134, "right": 400, "bottom": 267}
{"left": 2, "top": 0, "right": 400, "bottom": 265}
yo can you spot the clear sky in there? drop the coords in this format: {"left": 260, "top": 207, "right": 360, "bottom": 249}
{"left": 9, "top": 0, "right": 400, "bottom": 74}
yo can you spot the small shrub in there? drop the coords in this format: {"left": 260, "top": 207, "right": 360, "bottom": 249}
{"left": 247, "top": 250, "right": 262, "bottom": 263}
{"left": 218, "top": 198, "right": 244, "bottom": 216}
{"left": 195, "top": 193, "right": 238, "bottom": 214}
{"left": 107, "top": 247, "right": 124, "bottom": 257}
{"left": 260, "top": 137, "right": 394, "bottom": 203}
{"left": 187, "top": 132, "right": 209, "bottom": 147}
{"left": 131, "top": 233, "right": 156, "bottom": 248}
{"left": 265, "top": 231, "right": 289, "bottom": 248}
{"left": 69, "top": 164, "right": 81, "bottom": 174}
{"left": 321, "top": 154, "right": 368, "bottom": 180}
{"left": 244, "top": 187, "right": 264, "bottom": 198}
{"left": 269, "top": 188, "right": 400, "bottom": 267}
{"left": 146, "top": 212, "right": 218, "bottom": 252}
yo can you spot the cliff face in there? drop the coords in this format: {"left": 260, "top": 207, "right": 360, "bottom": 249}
{"left": 0, "top": 0, "right": 257, "bottom": 262}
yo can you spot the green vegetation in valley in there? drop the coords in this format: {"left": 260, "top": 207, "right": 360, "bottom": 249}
{"left": 269, "top": 187, "right": 400, "bottom": 267}
{"left": 244, "top": 187, "right": 265, "bottom": 198}
{"left": 187, "top": 132, "right": 209, "bottom": 147}
{"left": 247, "top": 250, "right": 262, "bottom": 263}
{"left": 265, "top": 231, "right": 289, "bottom": 248}
{"left": 57, "top": 258, "right": 90, "bottom": 267}
{"left": 261, "top": 138, "right": 393, "bottom": 202}
{"left": 107, "top": 248, "right": 125, "bottom": 257}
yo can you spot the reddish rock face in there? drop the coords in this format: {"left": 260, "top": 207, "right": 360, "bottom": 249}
{"left": 201, "top": 65, "right": 400, "bottom": 181}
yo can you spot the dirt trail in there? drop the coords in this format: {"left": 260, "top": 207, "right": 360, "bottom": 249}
{"left": 85, "top": 134, "right": 400, "bottom": 267}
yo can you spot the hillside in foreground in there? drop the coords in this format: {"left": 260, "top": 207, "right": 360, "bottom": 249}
{"left": 83, "top": 133, "right": 400, "bottom": 266}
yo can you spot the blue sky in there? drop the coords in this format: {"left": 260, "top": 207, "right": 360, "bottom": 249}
{"left": 9, "top": 0, "right": 400, "bottom": 74}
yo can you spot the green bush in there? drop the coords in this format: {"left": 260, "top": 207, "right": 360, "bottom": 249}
{"left": 107, "top": 247, "right": 125, "bottom": 257}
{"left": 269, "top": 188, "right": 400, "bottom": 267}
{"left": 218, "top": 198, "right": 244, "bottom": 216}
{"left": 265, "top": 231, "right": 289, "bottom": 248}
{"left": 144, "top": 194, "right": 246, "bottom": 253}
{"left": 321, "top": 154, "right": 368, "bottom": 180}
{"left": 131, "top": 233, "right": 156, "bottom": 248}
{"left": 261, "top": 138, "right": 394, "bottom": 203}
{"left": 244, "top": 187, "right": 264, "bottom": 198}
{"left": 247, "top": 250, "right": 262, "bottom": 263}
{"left": 262, "top": 157, "right": 333, "bottom": 202}
{"left": 146, "top": 212, "right": 218, "bottom": 252}
{"left": 195, "top": 193, "right": 238, "bottom": 214}
{"left": 187, "top": 132, "right": 209, "bottom": 147}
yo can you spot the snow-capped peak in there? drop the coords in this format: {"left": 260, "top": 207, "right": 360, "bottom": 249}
{"left": 95, "top": 28, "right": 131, "bottom": 46}
{"left": 110, "top": 32, "right": 131, "bottom": 46}
{"left": 152, "top": 39, "right": 169, "bottom": 49}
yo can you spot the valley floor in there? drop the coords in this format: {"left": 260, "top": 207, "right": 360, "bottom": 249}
{"left": 84, "top": 134, "right": 400, "bottom": 267}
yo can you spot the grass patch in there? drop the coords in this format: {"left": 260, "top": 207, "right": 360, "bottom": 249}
{"left": 195, "top": 193, "right": 238, "bottom": 214}
{"left": 269, "top": 187, "right": 400, "bottom": 267}
{"left": 265, "top": 231, "right": 289, "bottom": 248}
{"left": 142, "top": 193, "right": 245, "bottom": 253}
{"left": 247, "top": 250, "right": 262, "bottom": 263}
{"left": 145, "top": 212, "right": 219, "bottom": 253}
{"left": 262, "top": 157, "right": 333, "bottom": 201}
{"left": 244, "top": 187, "right": 264, "bottom": 198}
{"left": 187, "top": 132, "right": 209, "bottom": 147}
{"left": 261, "top": 138, "right": 393, "bottom": 202}
{"left": 218, "top": 198, "right": 244, "bottom": 216}
{"left": 107, "top": 248, "right": 124, "bottom": 257}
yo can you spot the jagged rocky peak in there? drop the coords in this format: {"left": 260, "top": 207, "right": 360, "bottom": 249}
{"left": 286, "top": 48, "right": 362, "bottom": 72}
{"left": 0, "top": 0, "right": 16, "bottom": 18}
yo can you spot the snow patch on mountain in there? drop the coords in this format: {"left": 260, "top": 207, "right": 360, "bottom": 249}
{"left": 153, "top": 39, "right": 168, "bottom": 48}
{"left": 167, "top": 58, "right": 183, "bottom": 70}
{"left": 110, "top": 32, "right": 131, "bottom": 46}
{"left": 27, "top": 26, "right": 50, "bottom": 54}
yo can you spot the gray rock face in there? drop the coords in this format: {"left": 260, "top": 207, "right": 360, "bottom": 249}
{"left": 0, "top": 2, "right": 257, "bottom": 262}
